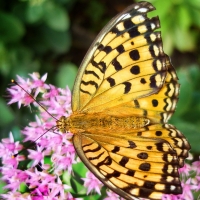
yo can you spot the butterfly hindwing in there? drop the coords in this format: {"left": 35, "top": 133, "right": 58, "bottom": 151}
{"left": 73, "top": 123, "right": 190, "bottom": 200}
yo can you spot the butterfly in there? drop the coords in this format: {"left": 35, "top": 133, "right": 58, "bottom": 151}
{"left": 57, "top": 2, "right": 190, "bottom": 200}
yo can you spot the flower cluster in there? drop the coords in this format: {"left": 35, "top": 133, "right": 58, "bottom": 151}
{"left": 1, "top": 73, "right": 103, "bottom": 199}
{"left": 1, "top": 72, "right": 200, "bottom": 200}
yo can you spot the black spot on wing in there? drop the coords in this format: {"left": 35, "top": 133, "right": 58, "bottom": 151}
{"left": 85, "top": 70, "right": 100, "bottom": 79}
{"left": 152, "top": 59, "right": 159, "bottom": 71}
{"left": 88, "top": 151, "right": 104, "bottom": 161}
{"left": 137, "top": 152, "right": 148, "bottom": 159}
{"left": 134, "top": 99, "right": 140, "bottom": 108}
{"left": 127, "top": 169, "right": 135, "bottom": 176}
{"left": 82, "top": 142, "right": 93, "bottom": 148}
{"left": 122, "top": 82, "right": 132, "bottom": 94}
{"left": 119, "top": 156, "right": 129, "bottom": 167}
{"left": 106, "top": 171, "right": 120, "bottom": 179}
{"left": 128, "top": 27, "right": 140, "bottom": 37}
{"left": 111, "top": 146, "right": 120, "bottom": 153}
{"left": 139, "top": 163, "right": 151, "bottom": 171}
{"left": 80, "top": 88, "right": 91, "bottom": 95}
{"left": 143, "top": 109, "right": 148, "bottom": 117}
{"left": 124, "top": 19, "right": 135, "bottom": 29}
{"left": 147, "top": 146, "right": 152, "bottom": 150}
{"left": 98, "top": 61, "right": 107, "bottom": 73}
{"left": 96, "top": 156, "right": 112, "bottom": 168}
{"left": 144, "top": 181, "right": 155, "bottom": 189}
{"left": 129, "top": 49, "right": 140, "bottom": 60}
{"left": 149, "top": 44, "right": 156, "bottom": 57}
{"left": 128, "top": 140, "right": 136, "bottom": 148}
{"left": 162, "top": 164, "right": 179, "bottom": 176}
{"left": 152, "top": 99, "right": 158, "bottom": 107}
{"left": 84, "top": 144, "right": 101, "bottom": 153}
{"left": 138, "top": 187, "right": 153, "bottom": 198}
{"left": 97, "top": 43, "right": 104, "bottom": 51}
{"left": 91, "top": 59, "right": 106, "bottom": 74}
{"left": 107, "top": 77, "right": 116, "bottom": 87}
{"left": 111, "top": 27, "right": 120, "bottom": 35}
{"left": 103, "top": 46, "right": 112, "bottom": 54}
{"left": 116, "top": 44, "right": 125, "bottom": 54}
{"left": 81, "top": 80, "right": 98, "bottom": 89}
{"left": 130, "top": 65, "right": 140, "bottom": 75}
{"left": 112, "top": 58, "right": 122, "bottom": 71}
{"left": 137, "top": 132, "right": 142, "bottom": 136}
{"left": 150, "top": 74, "right": 158, "bottom": 88}
{"left": 140, "top": 78, "right": 147, "bottom": 84}
{"left": 156, "top": 130, "right": 162, "bottom": 136}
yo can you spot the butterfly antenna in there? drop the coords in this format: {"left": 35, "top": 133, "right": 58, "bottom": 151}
{"left": 11, "top": 79, "right": 58, "bottom": 121}
{"left": 14, "top": 125, "right": 57, "bottom": 157}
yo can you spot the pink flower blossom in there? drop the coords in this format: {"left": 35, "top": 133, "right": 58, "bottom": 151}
{"left": 82, "top": 171, "right": 103, "bottom": 195}
{"left": 192, "top": 158, "right": 200, "bottom": 175}
{"left": 179, "top": 163, "right": 191, "bottom": 177}
{"left": 104, "top": 190, "right": 120, "bottom": 200}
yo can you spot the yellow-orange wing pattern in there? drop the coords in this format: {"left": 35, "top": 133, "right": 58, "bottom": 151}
{"left": 67, "top": 2, "right": 190, "bottom": 200}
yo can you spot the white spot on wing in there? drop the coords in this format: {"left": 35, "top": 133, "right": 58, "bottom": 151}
{"left": 138, "top": 8, "right": 148, "bottom": 13}
{"left": 151, "top": 23, "right": 156, "bottom": 29}
{"left": 170, "top": 185, "right": 176, "bottom": 191}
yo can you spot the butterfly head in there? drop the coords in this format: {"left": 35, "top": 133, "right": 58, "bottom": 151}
{"left": 56, "top": 116, "right": 70, "bottom": 133}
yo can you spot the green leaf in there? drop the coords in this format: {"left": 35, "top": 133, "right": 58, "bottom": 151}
{"left": 148, "top": 0, "right": 172, "bottom": 19}
{"left": 55, "top": 63, "right": 78, "bottom": 90}
{"left": 174, "top": 68, "right": 194, "bottom": 117}
{"left": 41, "top": 26, "right": 71, "bottom": 53}
{"left": 19, "top": 182, "right": 27, "bottom": 193}
{"left": 0, "top": 12, "right": 25, "bottom": 43}
{"left": 44, "top": 2, "right": 69, "bottom": 31}
{"left": 0, "top": 175, "right": 6, "bottom": 194}
{"left": 73, "top": 161, "right": 88, "bottom": 177}
{"left": 173, "top": 119, "right": 200, "bottom": 153}
{"left": 0, "top": 42, "right": 10, "bottom": 75}
{"left": 176, "top": 5, "right": 191, "bottom": 30}
{"left": 0, "top": 98, "right": 14, "bottom": 126}
{"left": 190, "top": 9, "right": 200, "bottom": 26}
{"left": 26, "top": 2, "right": 44, "bottom": 23}
{"left": 173, "top": 27, "right": 196, "bottom": 51}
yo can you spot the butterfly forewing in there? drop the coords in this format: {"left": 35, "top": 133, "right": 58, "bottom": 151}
{"left": 59, "top": 1, "right": 191, "bottom": 200}
{"left": 72, "top": 2, "right": 163, "bottom": 112}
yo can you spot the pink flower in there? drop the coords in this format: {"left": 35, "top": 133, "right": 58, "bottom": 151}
{"left": 181, "top": 178, "right": 198, "bottom": 199}
{"left": 1, "top": 191, "right": 32, "bottom": 200}
{"left": 2, "top": 73, "right": 74, "bottom": 199}
{"left": 29, "top": 72, "right": 49, "bottom": 97}
{"left": 82, "top": 171, "right": 103, "bottom": 195}
{"left": 192, "top": 159, "right": 200, "bottom": 175}
{"left": 179, "top": 163, "right": 191, "bottom": 177}
{"left": 0, "top": 132, "right": 22, "bottom": 155}
{"left": 28, "top": 146, "right": 46, "bottom": 167}
{"left": 104, "top": 190, "right": 120, "bottom": 200}
{"left": 1, "top": 167, "right": 28, "bottom": 191}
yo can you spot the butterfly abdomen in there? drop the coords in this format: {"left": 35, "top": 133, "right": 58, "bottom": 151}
{"left": 58, "top": 113, "right": 150, "bottom": 134}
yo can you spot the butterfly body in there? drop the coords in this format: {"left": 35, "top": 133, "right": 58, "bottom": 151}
{"left": 56, "top": 2, "right": 190, "bottom": 199}
{"left": 57, "top": 114, "right": 149, "bottom": 134}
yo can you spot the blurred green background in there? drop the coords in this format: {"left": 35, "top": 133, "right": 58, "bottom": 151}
{"left": 0, "top": 0, "right": 200, "bottom": 163}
